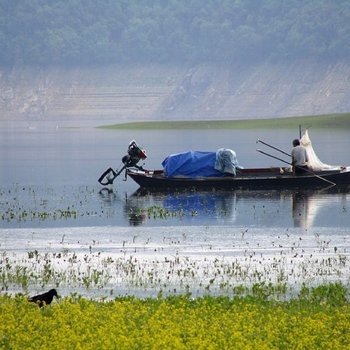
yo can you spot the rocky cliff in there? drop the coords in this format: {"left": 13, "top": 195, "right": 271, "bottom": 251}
{"left": 1, "top": 61, "right": 350, "bottom": 123}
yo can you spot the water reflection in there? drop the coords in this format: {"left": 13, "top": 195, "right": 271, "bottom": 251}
{"left": 98, "top": 188, "right": 118, "bottom": 203}
{"left": 292, "top": 192, "right": 310, "bottom": 228}
{"left": 292, "top": 189, "right": 349, "bottom": 229}
{"left": 125, "top": 187, "right": 350, "bottom": 228}
{"left": 98, "top": 187, "right": 148, "bottom": 226}
{"left": 98, "top": 187, "right": 146, "bottom": 226}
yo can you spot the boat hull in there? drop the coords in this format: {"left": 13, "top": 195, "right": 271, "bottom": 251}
{"left": 127, "top": 167, "right": 350, "bottom": 191}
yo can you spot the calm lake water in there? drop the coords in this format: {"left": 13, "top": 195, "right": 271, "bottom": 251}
{"left": 1, "top": 120, "right": 349, "bottom": 229}
{"left": 1, "top": 120, "right": 350, "bottom": 297}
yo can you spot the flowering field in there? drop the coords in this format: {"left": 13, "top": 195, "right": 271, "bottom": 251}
{"left": 1, "top": 284, "right": 350, "bottom": 350}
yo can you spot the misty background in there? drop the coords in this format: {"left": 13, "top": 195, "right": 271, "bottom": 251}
{"left": 1, "top": 0, "right": 350, "bottom": 122}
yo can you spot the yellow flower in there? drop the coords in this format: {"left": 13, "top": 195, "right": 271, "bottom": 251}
{"left": 1, "top": 293, "right": 350, "bottom": 350}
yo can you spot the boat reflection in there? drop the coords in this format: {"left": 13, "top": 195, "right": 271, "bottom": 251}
{"left": 291, "top": 189, "right": 349, "bottom": 228}
{"left": 98, "top": 187, "right": 148, "bottom": 226}
{"left": 98, "top": 187, "right": 118, "bottom": 204}
{"left": 124, "top": 187, "right": 350, "bottom": 228}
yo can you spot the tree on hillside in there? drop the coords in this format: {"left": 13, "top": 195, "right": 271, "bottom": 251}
{"left": 0, "top": 0, "right": 349, "bottom": 67}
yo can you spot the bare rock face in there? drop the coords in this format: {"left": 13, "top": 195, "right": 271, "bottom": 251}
{"left": 1, "top": 61, "right": 350, "bottom": 123}
{"left": 161, "top": 61, "right": 350, "bottom": 120}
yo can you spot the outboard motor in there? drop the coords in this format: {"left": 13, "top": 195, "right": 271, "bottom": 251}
{"left": 122, "top": 140, "right": 147, "bottom": 168}
{"left": 98, "top": 140, "right": 147, "bottom": 186}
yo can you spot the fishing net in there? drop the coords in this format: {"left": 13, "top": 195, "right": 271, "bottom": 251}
{"left": 300, "top": 130, "right": 336, "bottom": 170}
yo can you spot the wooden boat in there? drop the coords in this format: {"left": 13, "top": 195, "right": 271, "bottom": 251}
{"left": 98, "top": 136, "right": 350, "bottom": 191}
{"left": 126, "top": 166, "right": 350, "bottom": 191}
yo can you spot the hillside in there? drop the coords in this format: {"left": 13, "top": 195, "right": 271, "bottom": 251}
{"left": 1, "top": 1, "right": 350, "bottom": 123}
{"left": 1, "top": 60, "right": 350, "bottom": 123}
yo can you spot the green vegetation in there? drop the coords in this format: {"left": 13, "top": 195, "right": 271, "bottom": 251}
{"left": 1, "top": 284, "right": 350, "bottom": 349}
{"left": 0, "top": 186, "right": 104, "bottom": 225}
{"left": 1, "top": 0, "right": 349, "bottom": 66}
{"left": 99, "top": 113, "right": 350, "bottom": 130}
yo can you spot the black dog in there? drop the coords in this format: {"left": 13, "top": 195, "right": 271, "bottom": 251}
{"left": 28, "top": 289, "right": 58, "bottom": 307}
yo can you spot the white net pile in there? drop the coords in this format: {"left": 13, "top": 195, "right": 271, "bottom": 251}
{"left": 300, "top": 130, "right": 337, "bottom": 171}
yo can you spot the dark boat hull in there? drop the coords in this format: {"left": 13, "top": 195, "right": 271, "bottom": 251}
{"left": 127, "top": 167, "right": 350, "bottom": 191}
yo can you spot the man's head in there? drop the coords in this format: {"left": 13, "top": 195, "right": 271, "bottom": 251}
{"left": 293, "top": 139, "right": 300, "bottom": 147}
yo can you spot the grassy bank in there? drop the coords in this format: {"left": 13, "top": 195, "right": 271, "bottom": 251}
{"left": 1, "top": 284, "right": 349, "bottom": 349}
{"left": 99, "top": 112, "right": 350, "bottom": 130}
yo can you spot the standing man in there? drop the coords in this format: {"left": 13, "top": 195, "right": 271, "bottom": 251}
{"left": 291, "top": 139, "right": 309, "bottom": 174}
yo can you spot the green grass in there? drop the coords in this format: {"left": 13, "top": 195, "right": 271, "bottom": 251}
{"left": 99, "top": 112, "right": 350, "bottom": 130}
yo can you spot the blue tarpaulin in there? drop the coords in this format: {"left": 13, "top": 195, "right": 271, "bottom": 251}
{"left": 162, "top": 151, "right": 223, "bottom": 177}
{"left": 162, "top": 149, "right": 242, "bottom": 178}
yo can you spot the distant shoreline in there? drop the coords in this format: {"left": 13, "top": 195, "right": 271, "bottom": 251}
{"left": 99, "top": 112, "right": 350, "bottom": 130}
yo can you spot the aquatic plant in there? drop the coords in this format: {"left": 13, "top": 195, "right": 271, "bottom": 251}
{"left": 1, "top": 228, "right": 350, "bottom": 299}
{"left": 0, "top": 185, "right": 108, "bottom": 225}
{"left": 128, "top": 205, "right": 187, "bottom": 221}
